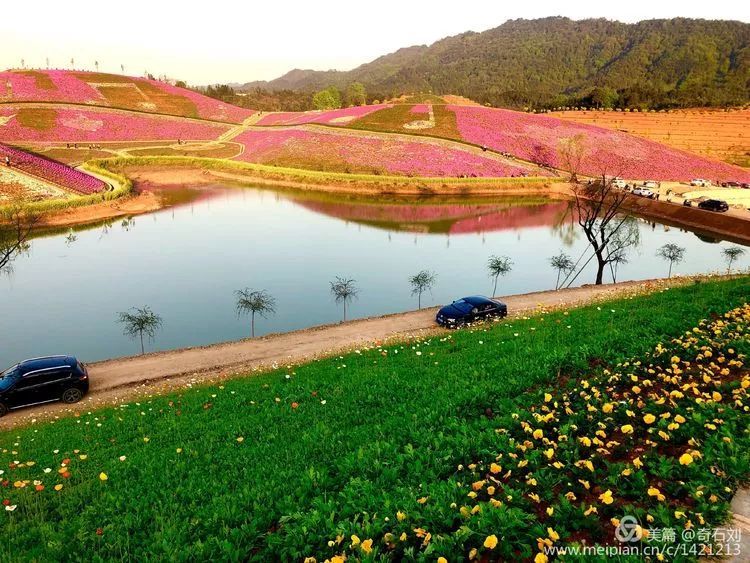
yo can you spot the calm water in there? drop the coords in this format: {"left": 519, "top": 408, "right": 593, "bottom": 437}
{"left": 1, "top": 185, "right": 745, "bottom": 366}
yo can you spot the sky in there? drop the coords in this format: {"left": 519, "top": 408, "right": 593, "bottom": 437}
{"left": 2, "top": 0, "right": 748, "bottom": 85}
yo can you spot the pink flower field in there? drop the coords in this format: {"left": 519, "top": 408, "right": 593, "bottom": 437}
{"left": 234, "top": 129, "right": 547, "bottom": 177}
{"left": 0, "top": 143, "right": 106, "bottom": 194}
{"left": 255, "top": 104, "right": 392, "bottom": 126}
{"left": 0, "top": 70, "right": 255, "bottom": 123}
{"left": 0, "top": 106, "right": 231, "bottom": 143}
{"left": 449, "top": 105, "right": 750, "bottom": 182}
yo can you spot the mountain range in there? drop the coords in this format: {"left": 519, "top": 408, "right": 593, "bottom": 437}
{"left": 238, "top": 17, "right": 750, "bottom": 109}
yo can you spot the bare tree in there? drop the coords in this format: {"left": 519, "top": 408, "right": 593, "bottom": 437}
{"left": 558, "top": 134, "right": 587, "bottom": 183}
{"left": 1, "top": 198, "right": 39, "bottom": 274}
{"left": 117, "top": 306, "right": 163, "bottom": 355}
{"left": 487, "top": 255, "right": 513, "bottom": 296}
{"left": 409, "top": 270, "right": 436, "bottom": 309}
{"left": 570, "top": 178, "right": 637, "bottom": 285}
{"left": 609, "top": 252, "right": 629, "bottom": 283}
{"left": 722, "top": 247, "right": 746, "bottom": 273}
{"left": 235, "top": 288, "right": 276, "bottom": 337}
{"left": 330, "top": 277, "right": 359, "bottom": 321}
{"left": 656, "top": 243, "right": 686, "bottom": 278}
{"left": 549, "top": 251, "right": 574, "bottom": 290}
{"left": 94, "top": 61, "right": 99, "bottom": 72}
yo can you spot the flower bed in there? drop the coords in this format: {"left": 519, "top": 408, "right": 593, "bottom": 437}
{"left": 315, "top": 302, "right": 750, "bottom": 561}
{"left": 255, "top": 104, "right": 392, "bottom": 126}
{"left": 0, "top": 70, "right": 255, "bottom": 123}
{"left": 0, "top": 106, "right": 231, "bottom": 143}
{"left": 234, "top": 128, "right": 545, "bottom": 177}
{"left": 0, "top": 143, "right": 106, "bottom": 194}
{"left": 450, "top": 106, "right": 750, "bottom": 182}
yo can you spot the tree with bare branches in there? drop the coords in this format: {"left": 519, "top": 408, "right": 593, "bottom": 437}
{"left": 558, "top": 134, "right": 587, "bottom": 183}
{"left": 1, "top": 197, "right": 39, "bottom": 274}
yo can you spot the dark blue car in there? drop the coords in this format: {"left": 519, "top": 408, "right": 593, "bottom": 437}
{"left": 436, "top": 295, "right": 508, "bottom": 327}
{"left": 0, "top": 356, "right": 89, "bottom": 416}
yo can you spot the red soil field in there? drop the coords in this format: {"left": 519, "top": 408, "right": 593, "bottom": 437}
{"left": 548, "top": 108, "right": 750, "bottom": 166}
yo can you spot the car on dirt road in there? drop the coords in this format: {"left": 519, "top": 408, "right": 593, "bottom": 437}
{"left": 0, "top": 356, "right": 89, "bottom": 416}
{"left": 697, "top": 199, "right": 729, "bottom": 212}
{"left": 436, "top": 296, "right": 508, "bottom": 327}
{"left": 632, "top": 187, "right": 655, "bottom": 199}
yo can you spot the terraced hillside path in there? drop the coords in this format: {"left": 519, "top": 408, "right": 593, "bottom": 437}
{"left": 0, "top": 278, "right": 690, "bottom": 428}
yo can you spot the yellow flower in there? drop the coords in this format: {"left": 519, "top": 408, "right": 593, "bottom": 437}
{"left": 350, "top": 535, "right": 360, "bottom": 547}
{"left": 547, "top": 527, "right": 559, "bottom": 541}
{"left": 599, "top": 490, "right": 614, "bottom": 505}
{"left": 679, "top": 453, "right": 694, "bottom": 466}
{"left": 533, "top": 429, "right": 543, "bottom": 440}
{"left": 438, "top": 558, "right": 448, "bottom": 563}
{"left": 633, "top": 457, "right": 643, "bottom": 469}
{"left": 99, "top": 472, "right": 108, "bottom": 481}
{"left": 648, "top": 487, "right": 666, "bottom": 501}
{"left": 621, "top": 424, "right": 634, "bottom": 434}
{"left": 360, "top": 539, "right": 373, "bottom": 554}
{"left": 483, "top": 535, "right": 498, "bottom": 549}
{"left": 546, "top": 507, "right": 554, "bottom": 516}
{"left": 544, "top": 393, "right": 552, "bottom": 402}
{"left": 54, "top": 484, "right": 63, "bottom": 491}
{"left": 396, "top": 510, "right": 406, "bottom": 521}
{"left": 712, "top": 392, "right": 722, "bottom": 402}
{"left": 643, "top": 414, "right": 656, "bottom": 424}
{"left": 534, "top": 554, "right": 548, "bottom": 563}
{"left": 602, "top": 403, "right": 614, "bottom": 413}
{"left": 490, "top": 462, "right": 502, "bottom": 474}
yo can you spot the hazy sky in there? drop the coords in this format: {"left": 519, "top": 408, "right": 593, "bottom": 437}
{"left": 2, "top": 1, "right": 748, "bottom": 85}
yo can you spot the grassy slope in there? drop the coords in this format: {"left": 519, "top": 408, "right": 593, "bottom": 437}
{"left": 0, "top": 278, "right": 748, "bottom": 560}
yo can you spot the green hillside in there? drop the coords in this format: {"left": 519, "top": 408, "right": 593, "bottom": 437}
{"left": 242, "top": 17, "right": 750, "bottom": 109}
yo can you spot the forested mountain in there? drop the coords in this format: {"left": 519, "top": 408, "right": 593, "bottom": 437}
{"left": 240, "top": 17, "right": 750, "bottom": 109}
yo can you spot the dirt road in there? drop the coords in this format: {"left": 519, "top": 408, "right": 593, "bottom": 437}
{"left": 2, "top": 279, "right": 678, "bottom": 427}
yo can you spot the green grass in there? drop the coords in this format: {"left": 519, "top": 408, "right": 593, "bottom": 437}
{"left": 0, "top": 278, "right": 748, "bottom": 561}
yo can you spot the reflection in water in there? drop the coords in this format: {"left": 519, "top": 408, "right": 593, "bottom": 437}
{"left": 1, "top": 184, "right": 746, "bottom": 366}
{"left": 291, "top": 194, "right": 569, "bottom": 235}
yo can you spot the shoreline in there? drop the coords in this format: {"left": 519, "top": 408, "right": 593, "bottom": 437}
{"left": 12, "top": 159, "right": 750, "bottom": 244}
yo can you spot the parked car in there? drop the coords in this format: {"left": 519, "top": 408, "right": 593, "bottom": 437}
{"left": 632, "top": 187, "right": 655, "bottom": 199}
{"left": 742, "top": 183, "right": 750, "bottom": 190}
{"left": 643, "top": 180, "right": 660, "bottom": 189}
{"left": 436, "top": 296, "right": 508, "bottom": 328}
{"left": 721, "top": 181, "right": 741, "bottom": 188}
{"left": 0, "top": 356, "right": 88, "bottom": 416}
{"left": 697, "top": 199, "right": 729, "bottom": 212}
{"left": 612, "top": 178, "right": 628, "bottom": 189}
{"left": 690, "top": 179, "right": 711, "bottom": 187}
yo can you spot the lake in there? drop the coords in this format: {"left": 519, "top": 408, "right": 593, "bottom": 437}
{"left": 1, "top": 185, "right": 745, "bottom": 367}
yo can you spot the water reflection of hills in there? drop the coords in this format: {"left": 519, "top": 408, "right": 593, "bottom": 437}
{"left": 293, "top": 196, "right": 571, "bottom": 234}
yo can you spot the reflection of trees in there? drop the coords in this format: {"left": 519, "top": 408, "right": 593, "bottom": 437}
{"left": 550, "top": 200, "right": 579, "bottom": 247}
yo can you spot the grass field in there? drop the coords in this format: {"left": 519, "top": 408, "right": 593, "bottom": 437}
{"left": 1, "top": 277, "right": 748, "bottom": 560}
{"left": 549, "top": 109, "right": 750, "bottom": 167}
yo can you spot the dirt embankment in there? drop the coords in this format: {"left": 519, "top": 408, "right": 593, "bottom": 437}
{"left": 0, "top": 277, "right": 703, "bottom": 429}
{"left": 621, "top": 195, "right": 750, "bottom": 244}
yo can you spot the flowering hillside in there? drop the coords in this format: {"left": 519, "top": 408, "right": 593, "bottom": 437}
{"left": 0, "top": 106, "right": 231, "bottom": 143}
{"left": 0, "top": 70, "right": 254, "bottom": 123}
{"left": 255, "top": 104, "right": 391, "bottom": 126}
{"left": 234, "top": 128, "right": 547, "bottom": 177}
{"left": 450, "top": 106, "right": 750, "bottom": 182}
{"left": 0, "top": 143, "right": 105, "bottom": 194}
